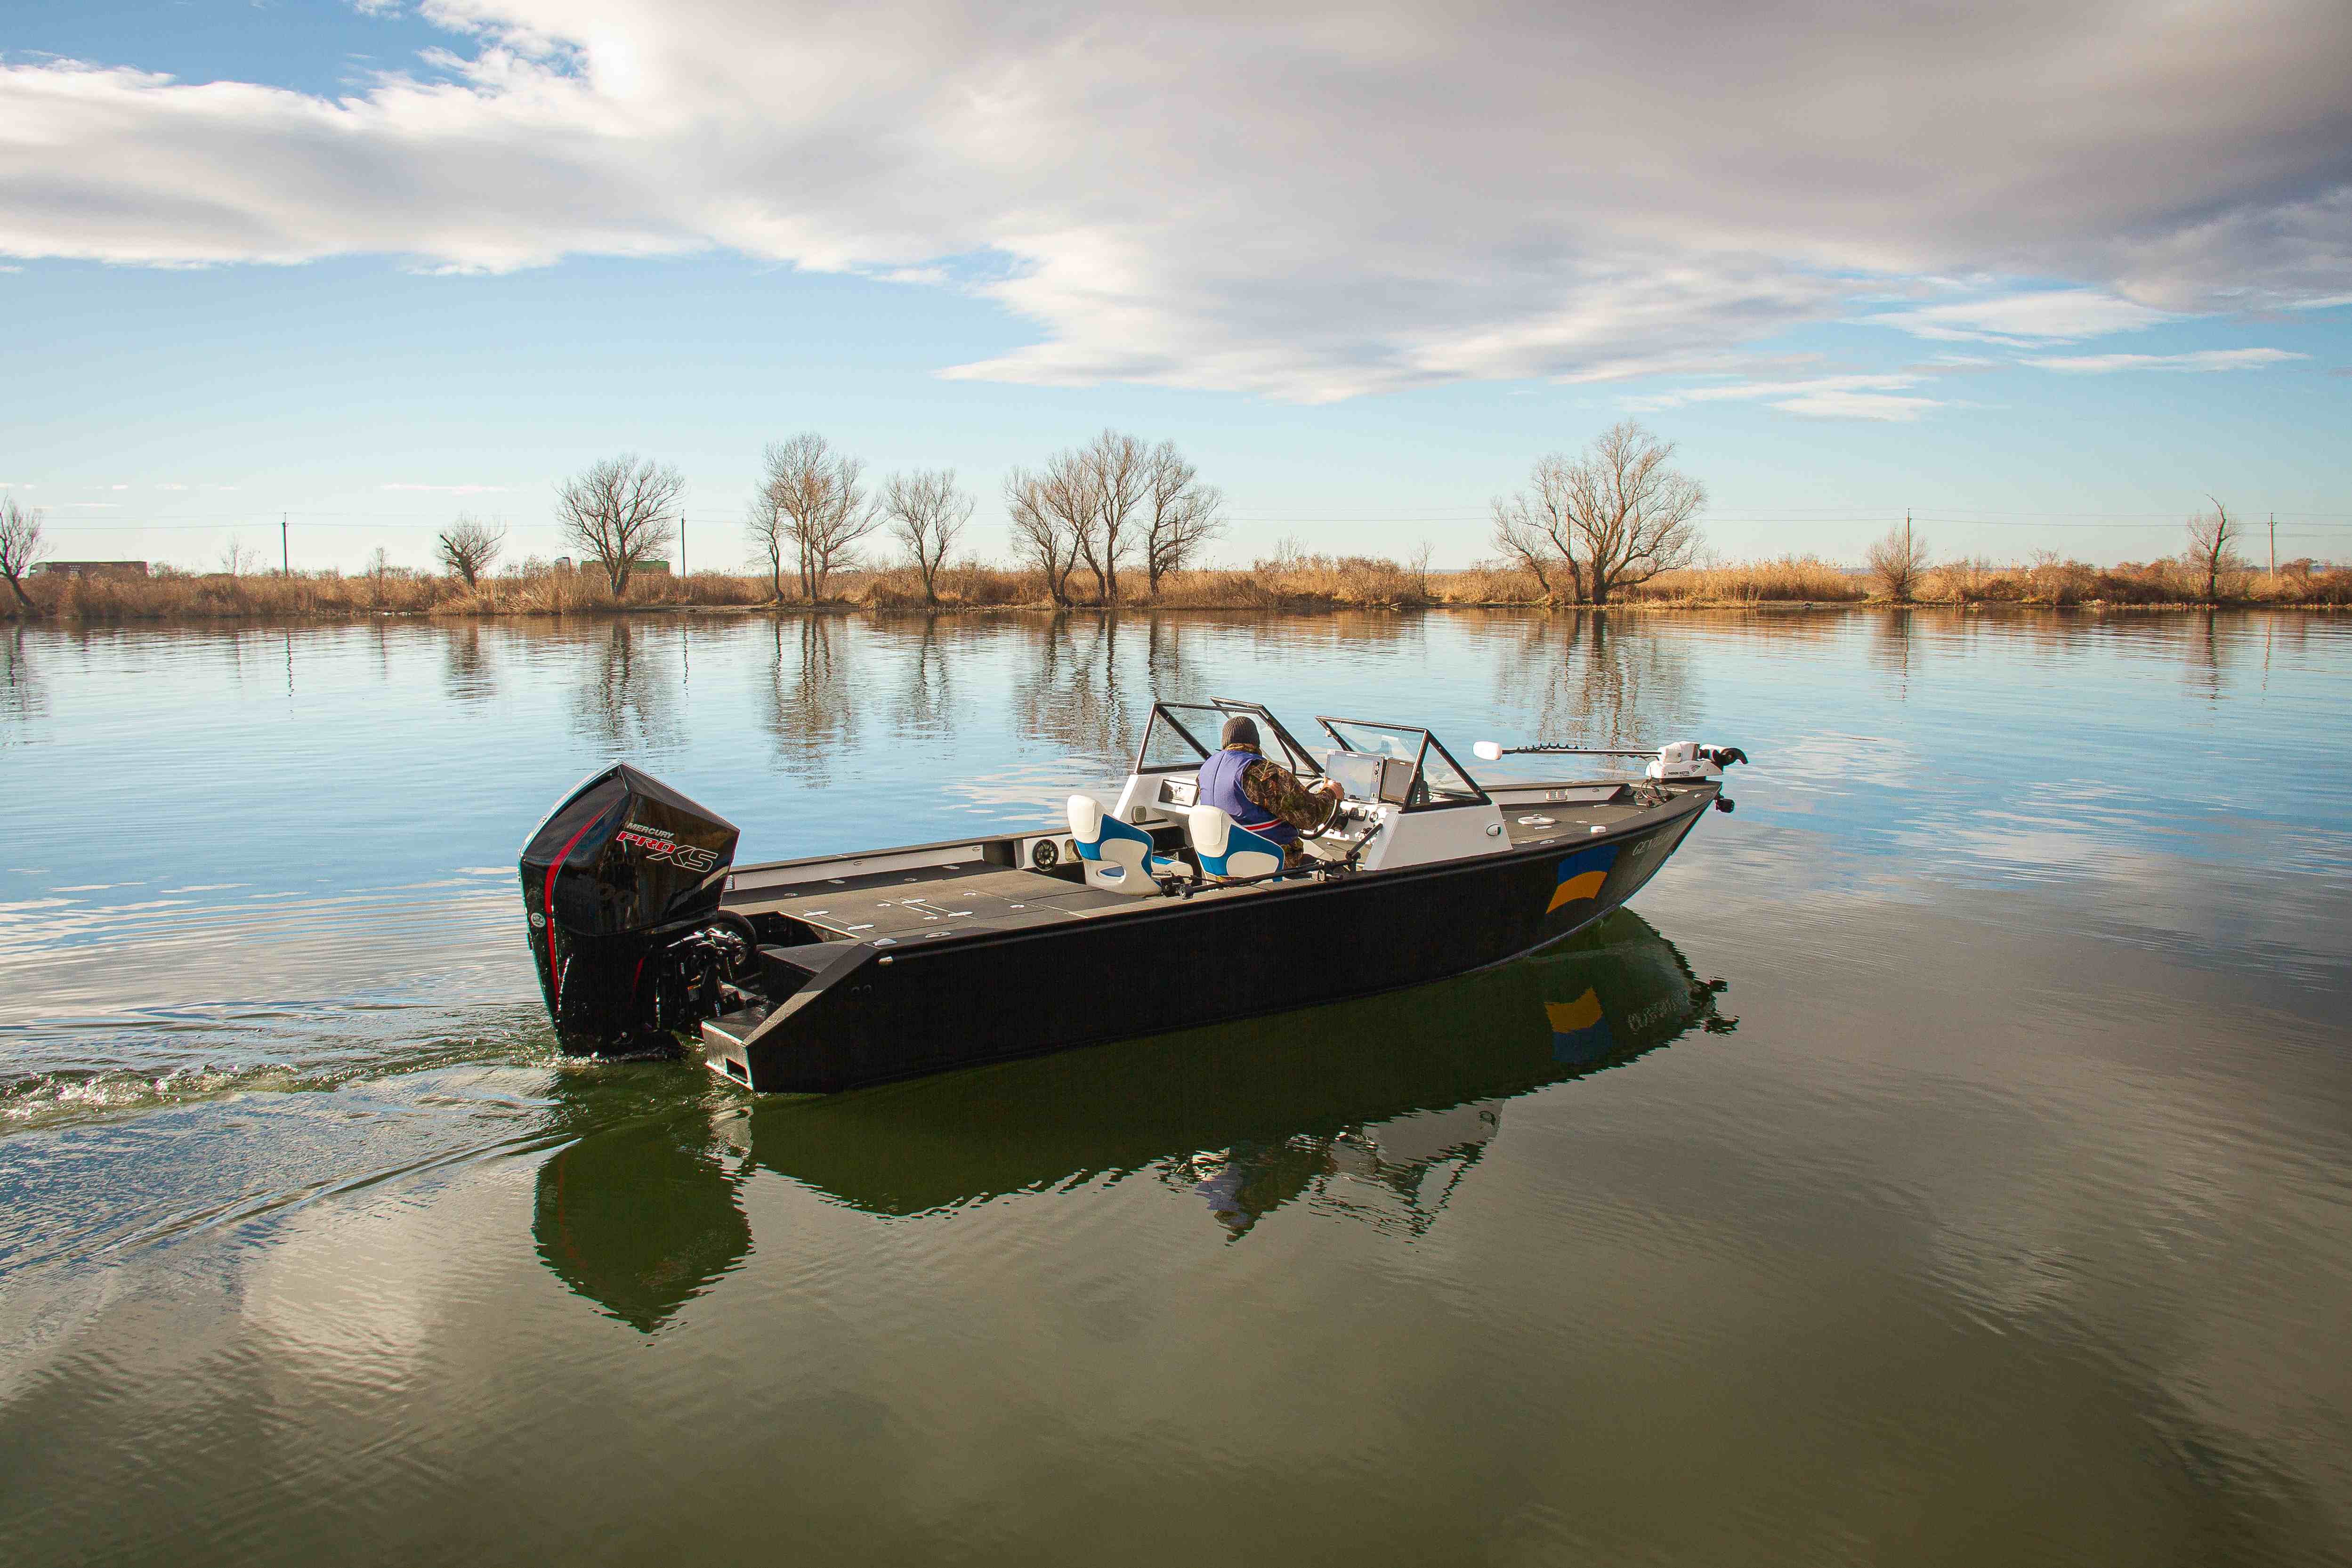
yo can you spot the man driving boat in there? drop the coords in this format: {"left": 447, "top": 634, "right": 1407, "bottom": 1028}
{"left": 1198, "top": 714, "right": 1344, "bottom": 866}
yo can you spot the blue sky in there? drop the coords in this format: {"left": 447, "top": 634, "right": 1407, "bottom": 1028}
{"left": 3, "top": 0, "right": 2347, "bottom": 573}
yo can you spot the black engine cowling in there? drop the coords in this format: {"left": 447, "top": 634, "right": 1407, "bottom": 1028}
{"left": 519, "top": 763, "right": 743, "bottom": 1051}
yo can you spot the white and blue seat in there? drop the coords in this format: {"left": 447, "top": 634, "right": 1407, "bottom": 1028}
{"left": 1184, "top": 805, "right": 1288, "bottom": 881}
{"left": 1067, "top": 796, "right": 1185, "bottom": 894}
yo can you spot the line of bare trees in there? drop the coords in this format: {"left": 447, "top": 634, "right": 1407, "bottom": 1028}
{"left": 737, "top": 427, "right": 1224, "bottom": 607}
{"left": 1864, "top": 497, "right": 2250, "bottom": 605}
{"left": 16, "top": 422, "right": 2285, "bottom": 620}
{"left": 1004, "top": 430, "right": 1226, "bottom": 606}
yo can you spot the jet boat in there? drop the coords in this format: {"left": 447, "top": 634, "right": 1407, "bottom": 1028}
{"left": 517, "top": 697, "right": 1744, "bottom": 1092}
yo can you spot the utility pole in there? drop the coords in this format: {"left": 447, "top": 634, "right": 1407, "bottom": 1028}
{"left": 679, "top": 514, "right": 687, "bottom": 604}
{"left": 2269, "top": 513, "right": 2276, "bottom": 582}
{"left": 281, "top": 512, "right": 290, "bottom": 578}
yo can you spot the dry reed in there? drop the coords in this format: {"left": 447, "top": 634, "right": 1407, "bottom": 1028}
{"left": 15, "top": 548, "right": 2346, "bottom": 622}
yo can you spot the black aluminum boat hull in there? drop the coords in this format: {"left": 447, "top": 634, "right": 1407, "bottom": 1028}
{"left": 703, "top": 786, "right": 1714, "bottom": 1093}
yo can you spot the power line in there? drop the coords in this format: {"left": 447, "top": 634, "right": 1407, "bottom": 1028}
{"left": 40, "top": 514, "right": 2352, "bottom": 534}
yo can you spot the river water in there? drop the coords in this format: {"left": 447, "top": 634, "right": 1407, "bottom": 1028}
{"left": 3, "top": 610, "right": 2348, "bottom": 1564}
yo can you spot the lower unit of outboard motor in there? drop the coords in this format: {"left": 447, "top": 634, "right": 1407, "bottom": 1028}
{"left": 519, "top": 763, "right": 747, "bottom": 1053}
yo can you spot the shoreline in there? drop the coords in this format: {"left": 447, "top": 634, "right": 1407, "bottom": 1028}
{"left": 8, "top": 598, "right": 2344, "bottom": 627}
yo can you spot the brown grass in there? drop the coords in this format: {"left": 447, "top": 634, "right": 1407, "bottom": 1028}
{"left": 1631, "top": 555, "right": 1866, "bottom": 604}
{"left": 14, "top": 548, "right": 2347, "bottom": 622}
{"left": 1915, "top": 554, "right": 2352, "bottom": 606}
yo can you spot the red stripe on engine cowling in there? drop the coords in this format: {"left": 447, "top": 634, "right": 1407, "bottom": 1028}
{"left": 540, "top": 808, "right": 609, "bottom": 994}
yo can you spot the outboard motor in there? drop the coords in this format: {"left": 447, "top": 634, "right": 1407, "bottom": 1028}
{"left": 519, "top": 763, "right": 746, "bottom": 1052}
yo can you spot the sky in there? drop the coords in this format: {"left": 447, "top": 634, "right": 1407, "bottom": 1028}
{"left": 2, "top": 0, "right": 2348, "bottom": 574}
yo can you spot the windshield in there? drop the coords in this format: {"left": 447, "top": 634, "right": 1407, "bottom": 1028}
{"left": 1318, "top": 718, "right": 1424, "bottom": 762}
{"left": 1133, "top": 704, "right": 1213, "bottom": 772}
{"left": 1316, "top": 716, "right": 1488, "bottom": 808}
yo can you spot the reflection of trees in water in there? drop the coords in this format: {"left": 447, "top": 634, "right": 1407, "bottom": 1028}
{"left": 870, "top": 615, "right": 960, "bottom": 742}
{"left": 1144, "top": 616, "right": 1189, "bottom": 705}
{"left": 2188, "top": 609, "right": 2229, "bottom": 702}
{"left": 1867, "top": 608, "right": 1918, "bottom": 699}
{"left": 440, "top": 625, "right": 496, "bottom": 705}
{"left": 1015, "top": 614, "right": 1147, "bottom": 765}
{"left": 0, "top": 628, "right": 43, "bottom": 737}
{"left": 762, "top": 615, "right": 858, "bottom": 782}
{"left": 1495, "top": 611, "right": 1699, "bottom": 746}
{"left": 569, "top": 620, "right": 684, "bottom": 753}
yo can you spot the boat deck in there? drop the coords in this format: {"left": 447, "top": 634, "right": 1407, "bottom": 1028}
{"left": 1498, "top": 793, "right": 1654, "bottom": 848}
{"left": 724, "top": 861, "right": 1152, "bottom": 943}
{"left": 718, "top": 787, "right": 1672, "bottom": 944}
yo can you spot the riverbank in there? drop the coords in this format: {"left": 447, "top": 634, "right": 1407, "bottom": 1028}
{"left": 14, "top": 550, "right": 2348, "bottom": 622}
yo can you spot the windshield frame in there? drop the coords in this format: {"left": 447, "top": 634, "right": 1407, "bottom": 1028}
{"left": 1131, "top": 702, "right": 1217, "bottom": 775}
{"left": 1313, "top": 715, "right": 1492, "bottom": 811}
{"left": 1206, "top": 696, "right": 1323, "bottom": 776}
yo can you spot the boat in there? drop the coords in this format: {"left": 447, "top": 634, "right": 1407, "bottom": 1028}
{"left": 517, "top": 697, "right": 1744, "bottom": 1092}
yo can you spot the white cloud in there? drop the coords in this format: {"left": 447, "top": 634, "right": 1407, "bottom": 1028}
{"left": 1866, "top": 291, "right": 2179, "bottom": 346}
{"left": 2025, "top": 348, "right": 2310, "bottom": 373}
{"left": 382, "top": 482, "right": 511, "bottom": 493}
{"left": 1768, "top": 389, "right": 1944, "bottom": 422}
{"left": 1, "top": 0, "right": 2348, "bottom": 401}
{"left": 1624, "top": 373, "right": 1943, "bottom": 422}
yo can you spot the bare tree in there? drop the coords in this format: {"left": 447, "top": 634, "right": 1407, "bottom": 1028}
{"left": 558, "top": 453, "right": 683, "bottom": 597}
{"left": 2185, "top": 497, "right": 2244, "bottom": 606}
{"left": 1005, "top": 467, "right": 1084, "bottom": 606}
{"left": 1408, "top": 541, "right": 1436, "bottom": 602}
{"left": 437, "top": 514, "right": 506, "bottom": 588}
{"left": 1141, "top": 440, "right": 1224, "bottom": 595}
{"left": 0, "top": 497, "right": 48, "bottom": 614}
{"left": 882, "top": 469, "right": 973, "bottom": 606}
{"left": 219, "top": 534, "right": 260, "bottom": 578}
{"left": 1490, "top": 456, "right": 1584, "bottom": 606}
{"left": 744, "top": 488, "right": 789, "bottom": 603}
{"left": 753, "top": 434, "right": 878, "bottom": 603}
{"left": 1490, "top": 421, "right": 1706, "bottom": 606}
{"left": 1865, "top": 514, "right": 1931, "bottom": 603}
{"left": 1075, "top": 430, "right": 1149, "bottom": 603}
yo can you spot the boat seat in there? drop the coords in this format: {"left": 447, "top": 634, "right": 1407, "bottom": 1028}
{"left": 1184, "top": 805, "right": 1287, "bottom": 881}
{"left": 1067, "top": 796, "right": 1184, "bottom": 894}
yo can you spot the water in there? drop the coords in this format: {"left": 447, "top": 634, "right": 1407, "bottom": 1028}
{"left": 3, "top": 610, "right": 2348, "bottom": 1564}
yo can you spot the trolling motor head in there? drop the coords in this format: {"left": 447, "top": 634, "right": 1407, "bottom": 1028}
{"left": 518, "top": 763, "right": 744, "bottom": 1052}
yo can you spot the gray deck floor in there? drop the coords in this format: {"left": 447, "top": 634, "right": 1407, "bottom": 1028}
{"left": 726, "top": 861, "right": 1145, "bottom": 942}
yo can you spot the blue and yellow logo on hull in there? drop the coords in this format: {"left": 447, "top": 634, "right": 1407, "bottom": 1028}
{"left": 1546, "top": 843, "right": 1619, "bottom": 914}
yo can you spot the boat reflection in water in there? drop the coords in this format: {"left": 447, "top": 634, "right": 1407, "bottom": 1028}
{"left": 531, "top": 909, "right": 1732, "bottom": 1327}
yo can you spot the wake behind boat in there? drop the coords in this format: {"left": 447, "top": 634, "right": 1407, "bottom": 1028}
{"left": 517, "top": 697, "right": 1744, "bottom": 1091}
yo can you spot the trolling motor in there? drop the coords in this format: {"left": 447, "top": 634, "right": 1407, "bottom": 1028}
{"left": 518, "top": 763, "right": 749, "bottom": 1053}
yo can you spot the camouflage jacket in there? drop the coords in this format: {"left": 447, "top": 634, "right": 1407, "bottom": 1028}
{"left": 1229, "top": 747, "right": 1340, "bottom": 835}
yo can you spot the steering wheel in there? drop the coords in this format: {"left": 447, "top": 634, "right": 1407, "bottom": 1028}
{"left": 1302, "top": 790, "right": 1357, "bottom": 841}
